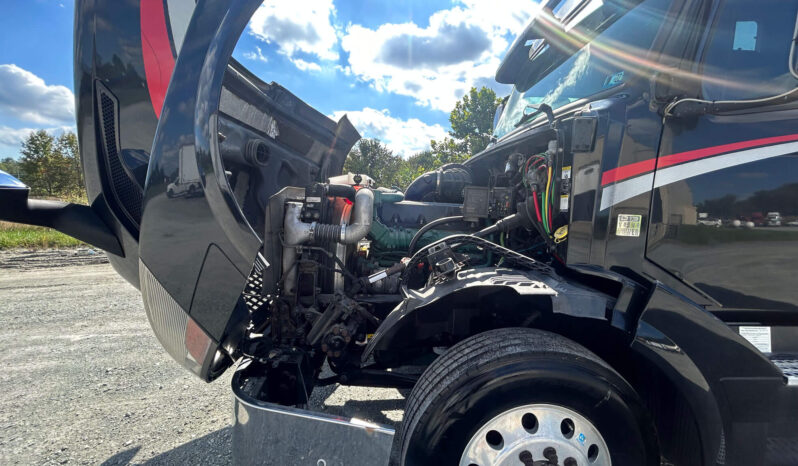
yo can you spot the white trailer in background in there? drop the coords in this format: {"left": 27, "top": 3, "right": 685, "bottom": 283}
{"left": 166, "top": 145, "right": 201, "bottom": 198}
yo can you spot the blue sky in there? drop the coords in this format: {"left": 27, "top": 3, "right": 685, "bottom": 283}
{"left": 0, "top": 0, "right": 538, "bottom": 159}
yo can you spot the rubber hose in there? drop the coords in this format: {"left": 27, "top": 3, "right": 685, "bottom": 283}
{"left": 314, "top": 223, "right": 342, "bottom": 242}
{"left": 327, "top": 184, "right": 356, "bottom": 201}
{"left": 408, "top": 215, "right": 465, "bottom": 254}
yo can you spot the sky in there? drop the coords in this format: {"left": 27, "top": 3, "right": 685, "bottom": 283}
{"left": 0, "top": 0, "right": 539, "bottom": 159}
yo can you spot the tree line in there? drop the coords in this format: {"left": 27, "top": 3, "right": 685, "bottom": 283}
{"left": 344, "top": 86, "right": 500, "bottom": 189}
{"left": 0, "top": 86, "right": 500, "bottom": 200}
{"left": 0, "top": 130, "right": 84, "bottom": 200}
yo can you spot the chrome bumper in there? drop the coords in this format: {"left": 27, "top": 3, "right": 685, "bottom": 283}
{"left": 232, "top": 382, "right": 395, "bottom": 465}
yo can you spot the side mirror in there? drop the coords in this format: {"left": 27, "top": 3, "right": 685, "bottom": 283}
{"left": 0, "top": 170, "right": 29, "bottom": 213}
{"left": 0, "top": 169, "right": 123, "bottom": 255}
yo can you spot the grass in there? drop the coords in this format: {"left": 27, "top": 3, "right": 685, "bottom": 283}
{"left": 0, "top": 221, "right": 84, "bottom": 250}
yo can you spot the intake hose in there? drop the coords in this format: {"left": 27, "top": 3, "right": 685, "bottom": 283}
{"left": 326, "top": 183, "right": 356, "bottom": 201}
{"left": 404, "top": 164, "right": 472, "bottom": 202}
{"left": 313, "top": 187, "right": 374, "bottom": 244}
{"left": 408, "top": 215, "right": 465, "bottom": 254}
{"left": 281, "top": 188, "right": 374, "bottom": 294}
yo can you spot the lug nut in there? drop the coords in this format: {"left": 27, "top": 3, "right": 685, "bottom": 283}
{"left": 543, "top": 447, "right": 558, "bottom": 464}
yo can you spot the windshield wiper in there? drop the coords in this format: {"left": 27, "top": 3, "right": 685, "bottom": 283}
{"left": 515, "top": 103, "right": 555, "bottom": 128}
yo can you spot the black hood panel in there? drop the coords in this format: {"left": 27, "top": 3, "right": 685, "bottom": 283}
{"left": 76, "top": 0, "right": 358, "bottom": 380}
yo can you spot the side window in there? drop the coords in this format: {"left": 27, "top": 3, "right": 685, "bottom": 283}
{"left": 701, "top": 0, "right": 798, "bottom": 101}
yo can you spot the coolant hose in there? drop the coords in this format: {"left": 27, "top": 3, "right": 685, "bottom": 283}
{"left": 408, "top": 215, "right": 465, "bottom": 254}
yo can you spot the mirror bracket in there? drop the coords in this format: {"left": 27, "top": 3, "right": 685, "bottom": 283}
{"left": 0, "top": 171, "right": 123, "bottom": 256}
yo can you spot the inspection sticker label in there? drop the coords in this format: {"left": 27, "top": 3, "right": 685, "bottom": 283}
{"left": 616, "top": 214, "right": 642, "bottom": 237}
{"left": 739, "top": 326, "right": 771, "bottom": 353}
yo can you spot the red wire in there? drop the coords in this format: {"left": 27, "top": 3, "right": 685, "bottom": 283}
{"left": 532, "top": 190, "right": 542, "bottom": 222}
{"left": 525, "top": 157, "right": 544, "bottom": 175}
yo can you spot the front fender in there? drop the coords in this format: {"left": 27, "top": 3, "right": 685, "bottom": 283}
{"left": 632, "top": 283, "right": 784, "bottom": 466}
{"left": 362, "top": 267, "right": 613, "bottom": 366}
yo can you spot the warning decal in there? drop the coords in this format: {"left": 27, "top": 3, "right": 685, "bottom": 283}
{"left": 739, "top": 326, "right": 772, "bottom": 353}
{"left": 616, "top": 214, "right": 642, "bottom": 237}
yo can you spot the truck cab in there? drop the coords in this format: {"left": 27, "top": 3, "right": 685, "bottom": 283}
{"left": 3, "top": 0, "right": 798, "bottom": 464}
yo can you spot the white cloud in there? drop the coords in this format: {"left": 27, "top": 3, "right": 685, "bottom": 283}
{"left": 0, "top": 125, "right": 75, "bottom": 158}
{"left": 0, "top": 64, "right": 75, "bottom": 126}
{"left": 293, "top": 59, "right": 322, "bottom": 72}
{"left": 331, "top": 108, "right": 447, "bottom": 158}
{"left": 248, "top": 0, "right": 338, "bottom": 70}
{"left": 0, "top": 126, "right": 39, "bottom": 148}
{"left": 341, "top": 1, "right": 538, "bottom": 112}
{"left": 243, "top": 46, "right": 268, "bottom": 63}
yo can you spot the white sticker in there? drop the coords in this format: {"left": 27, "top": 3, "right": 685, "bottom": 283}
{"left": 368, "top": 271, "right": 388, "bottom": 283}
{"left": 561, "top": 166, "right": 572, "bottom": 180}
{"left": 306, "top": 196, "right": 322, "bottom": 203}
{"left": 739, "top": 326, "right": 771, "bottom": 353}
{"left": 560, "top": 195, "right": 569, "bottom": 211}
{"left": 616, "top": 214, "right": 642, "bottom": 237}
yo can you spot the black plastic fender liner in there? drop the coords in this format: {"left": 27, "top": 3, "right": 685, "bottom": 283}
{"left": 361, "top": 267, "right": 613, "bottom": 367}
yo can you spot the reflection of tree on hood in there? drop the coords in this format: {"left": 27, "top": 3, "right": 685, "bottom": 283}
{"left": 697, "top": 184, "right": 798, "bottom": 218}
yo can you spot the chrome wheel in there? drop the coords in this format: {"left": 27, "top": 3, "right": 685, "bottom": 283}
{"left": 459, "top": 403, "right": 611, "bottom": 466}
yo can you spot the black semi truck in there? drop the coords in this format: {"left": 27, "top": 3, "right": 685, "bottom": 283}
{"left": 2, "top": 0, "right": 798, "bottom": 464}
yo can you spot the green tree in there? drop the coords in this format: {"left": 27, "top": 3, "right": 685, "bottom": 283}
{"left": 343, "top": 138, "right": 405, "bottom": 188}
{"left": 449, "top": 86, "right": 501, "bottom": 156}
{"left": 0, "top": 157, "right": 21, "bottom": 178}
{"left": 19, "top": 130, "right": 73, "bottom": 197}
{"left": 55, "top": 132, "right": 84, "bottom": 194}
{"left": 392, "top": 151, "right": 429, "bottom": 189}
{"left": 430, "top": 137, "right": 470, "bottom": 166}
{"left": 342, "top": 87, "right": 502, "bottom": 191}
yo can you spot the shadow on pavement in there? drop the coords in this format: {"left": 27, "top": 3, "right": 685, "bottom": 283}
{"left": 101, "top": 428, "right": 232, "bottom": 465}
{"left": 101, "top": 387, "right": 406, "bottom": 465}
{"left": 321, "top": 398, "right": 405, "bottom": 428}
{"left": 100, "top": 446, "right": 140, "bottom": 466}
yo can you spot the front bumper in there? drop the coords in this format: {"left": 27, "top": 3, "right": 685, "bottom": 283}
{"left": 232, "top": 370, "right": 395, "bottom": 465}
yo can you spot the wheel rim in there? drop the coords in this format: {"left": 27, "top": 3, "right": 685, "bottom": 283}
{"left": 459, "top": 403, "right": 611, "bottom": 466}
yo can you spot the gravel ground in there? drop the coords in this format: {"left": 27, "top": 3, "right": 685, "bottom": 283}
{"left": 0, "top": 249, "right": 405, "bottom": 465}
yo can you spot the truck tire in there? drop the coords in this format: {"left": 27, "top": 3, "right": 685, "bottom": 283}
{"left": 397, "top": 328, "right": 658, "bottom": 466}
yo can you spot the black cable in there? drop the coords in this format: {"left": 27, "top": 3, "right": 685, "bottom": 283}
{"left": 401, "top": 233, "right": 556, "bottom": 289}
{"left": 299, "top": 245, "right": 358, "bottom": 281}
{"left": 408, "top": 215, "right": 465, "bottom": 254}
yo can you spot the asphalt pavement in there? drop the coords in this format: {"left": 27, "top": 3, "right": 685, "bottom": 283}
{"left": 0, "top": 249, "right": 404, "bottom": 465}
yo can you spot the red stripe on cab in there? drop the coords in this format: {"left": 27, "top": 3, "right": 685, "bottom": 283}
{"left": 140, "top": 0, "right": 175, "bottom": 118}
{"left": 601, "top": 133, "right": 798, "bottom": 186}
{"left": 600, "top": 158, "right": 656, "bottom": 186}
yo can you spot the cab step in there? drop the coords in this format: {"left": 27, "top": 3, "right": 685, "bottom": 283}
{"left": 770, "top": 355, "right": 798, "bottom": 386}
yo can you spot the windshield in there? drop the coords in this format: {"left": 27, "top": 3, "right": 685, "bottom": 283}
{"left": 494, "top": 0, "right": 669, "bottom": 139}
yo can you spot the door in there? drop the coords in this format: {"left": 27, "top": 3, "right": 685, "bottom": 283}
{"left": 646, "top": 0, "right": 798, "bottom": 315}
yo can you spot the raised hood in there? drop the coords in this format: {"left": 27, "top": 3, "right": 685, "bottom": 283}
{"left": 74, "top": 0, "right": 360, "bottom": 380}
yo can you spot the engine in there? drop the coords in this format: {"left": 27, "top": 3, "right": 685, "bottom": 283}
{"left": 240, "top": 133, "right": 571, "bottom": 405}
